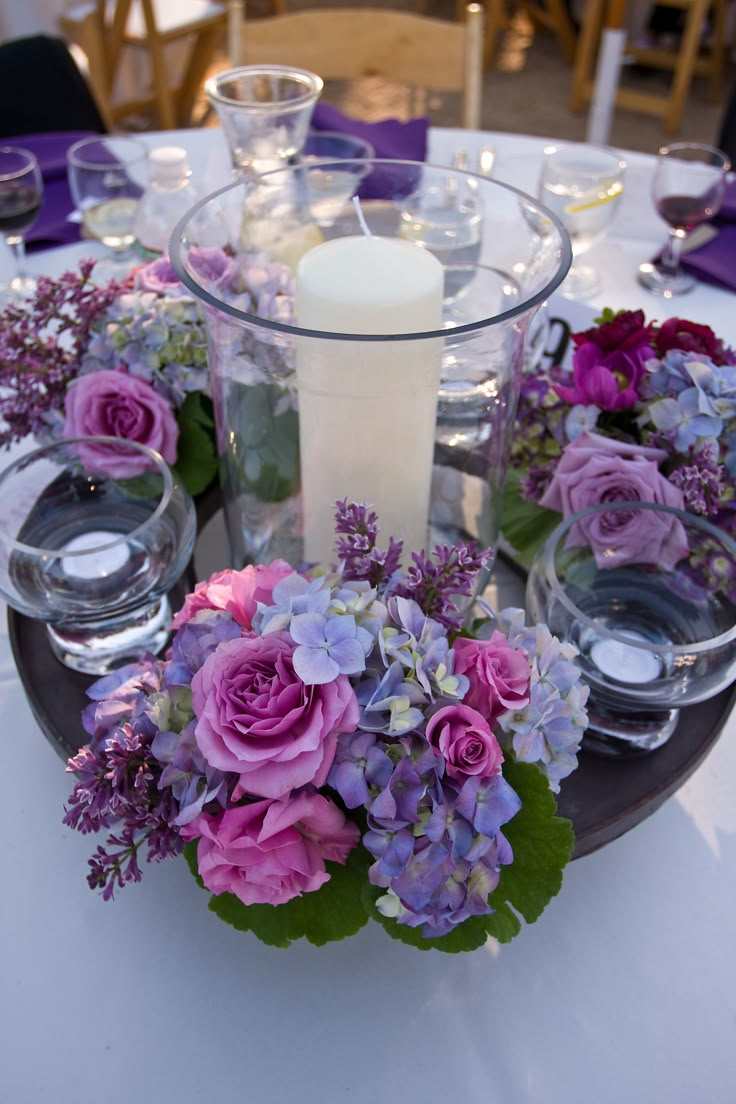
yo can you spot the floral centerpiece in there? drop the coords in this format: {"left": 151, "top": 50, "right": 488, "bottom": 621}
{"left": 504, "top": 309, "right": 736, "bottom": 569}
{"left": 64, "top": 503, "right": 589, "bottom": 952}
{"left": 0, "top": 249, "right": 296, "bottom": 497}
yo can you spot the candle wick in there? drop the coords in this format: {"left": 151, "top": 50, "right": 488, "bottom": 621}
{"left": 352, "top": 196, "right": 372, "bottom": 238}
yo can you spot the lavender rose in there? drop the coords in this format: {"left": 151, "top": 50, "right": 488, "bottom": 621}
{"left": 133, "top": 255, "right": 186, "bottom": 295}
{"left": 192, "top": 632, "right": 359, "bottom": 798}
{"left": 453, "top": 633, "right": 531, "bottom": 723}
{"left": 63, "top": 368, "right": 179, "bottom": 477}
{"left": 182, "top": 792, "right": 360, "bottom": 907}
{"left": 540, "top": 430, "right": 688, "bottom": 569}
{"left": 425, "top": 704, "right": 504, "bottom": 782}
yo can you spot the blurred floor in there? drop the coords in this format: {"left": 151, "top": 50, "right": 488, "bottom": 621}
{"left": 195, "top": 2, "right": 730, "bottom": 157}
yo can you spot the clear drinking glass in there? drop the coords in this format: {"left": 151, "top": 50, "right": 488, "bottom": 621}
{"left": 67, "top": 135, "right": 148, "bottom": 277}
{"left": 638, "top": 142, "right": 731, "bottom": 297}
{"left": 301, "top": 132, "right": 376, "bottom": 228}
{"left": 0, "top": 437, "right": 196, "bottom": 673}
{"left": 169, "top": 158, "right": 571, "bottom": 574}
{"left": 526, "top": 501, "right": 736, "bottom": 755}
{"left": 538, "top": 142, "right": 626, "bottom": 299}
{"left": 204, "top": 65, "right": 324, "bottom": 177}
{"left": 0, "top": 146, "right": 43, "bottom": 300}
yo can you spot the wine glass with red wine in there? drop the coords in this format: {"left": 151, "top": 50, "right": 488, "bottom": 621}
{"left": 0, "top": 146, "right": 43, "bottom": 299}
{"left": 638, "top": 142, "right": 730, "bottom": 297}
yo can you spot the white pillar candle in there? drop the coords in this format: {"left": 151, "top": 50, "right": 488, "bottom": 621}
{"left": 296, "top": 234, "right": 444, "bottom": 565}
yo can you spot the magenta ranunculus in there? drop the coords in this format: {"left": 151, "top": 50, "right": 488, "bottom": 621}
{"left": 63, "top": 369, "right": 179, "bottom": 477}
{"left": 170, "top": 561, "right": 294, "bottom": 631}
{"left": 192, "top": 632, "right": 358, "bottom": 797}
{"left": 574, "top": 309, "right": 653, "bottom": 357}
{"left": 453, "top": 633, "right": 531, "bottom": 723}
{"left": 655, "top": 317, "right": 727, "bottom": 364}
{"left": 426, "top": 704, "right": 504, "bottom": 782}
{"left": 133, "top": 255, "right": 184, "bottom": 295}
{"left": 540, "top": 430, "right": 688, "bottom": 569}
{"left": 182, "top": 792, "right": 360, "bottom": 907}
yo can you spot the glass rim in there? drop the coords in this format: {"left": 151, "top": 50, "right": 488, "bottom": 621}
{"left": 169, "top": 157, "right": 573, "bottom": 341}
{"left": 657, "top": 141, "right": 731, "bottom": 171}
{"left": 0, "top": 436, "right": 175, "bottom": 559}
{"left": 542, "top": 141, "right": 627, "bottom": 176}
{"left": 66, "top": 134, "right": 149, "bottom": 170}
{"left": 204, "top": 64, "right": 324, "bottom": 109}
{"left": 539, "top": 499, "right": 736, "bottom": 655}
{"left": 0, "top": 145, "right": 39, "bottom": 181}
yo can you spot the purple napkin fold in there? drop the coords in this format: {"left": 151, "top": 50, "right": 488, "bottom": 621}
{"left": 10, "top": 131, "right": 96, "bottom": 253}
{"left": 677, "top": 176, "right": 736, "bottom": 291}
{"left": 310, "top": 103, "right": 428, "bottom": 200}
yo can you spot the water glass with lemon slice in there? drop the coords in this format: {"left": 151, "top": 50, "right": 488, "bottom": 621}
{"left": 538, "top": 143, "right": 626, "bottom": 299}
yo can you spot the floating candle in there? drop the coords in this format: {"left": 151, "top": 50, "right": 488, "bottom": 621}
{"left": 60, "top": 531, "right": 130, "bottom": 580}
{"left": 590, "top": 630, "right": 662, "bottom": 684}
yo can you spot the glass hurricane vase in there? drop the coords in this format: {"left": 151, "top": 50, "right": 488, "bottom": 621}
{"left": 170, "top": 158, "right": 571, "bottom": 573}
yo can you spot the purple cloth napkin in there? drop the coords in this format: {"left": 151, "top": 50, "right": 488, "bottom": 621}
{"left": 677, "top": 176, "right": 736, "bottom": 291}
{"left": 310, "top": 103, "right": 428, "bottom": 200}
{"left": 11, "top": 131, "right": 95, "bottom": 253}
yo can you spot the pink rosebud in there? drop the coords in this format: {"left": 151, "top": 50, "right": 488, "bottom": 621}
{"left": 192, "top": 632, "right": 358, "bottom": 798}
{"left": 182, "top": 792, "right": 360, "bottom": 907}
{"left": 453, "top": 633, "right": 531, "bottom": 723}
{"left": 63, "top": 369, "right": 179, "bottom": 477}
{"left": 133, "top": 255, "right": 183, "bottom": 295}
{"left": 170, "top": 560, "right": 294, "bottom": 631}
{"left": 425, "top": 703, "right": 504, "bottom": 782}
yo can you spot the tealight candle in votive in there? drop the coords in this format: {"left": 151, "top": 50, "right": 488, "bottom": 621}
{"left": 296, "top": 234, "right": 444, "bottom": 565}
{"left": 590, "top": 630, "right": 663, "bottom": 684}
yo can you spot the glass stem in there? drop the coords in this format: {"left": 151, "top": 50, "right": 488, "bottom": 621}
{"left": 660, "top": 228, "right": 684, "bottom": 276}
{"left": 6, "top": 233, "right": 28, "bottom": 280}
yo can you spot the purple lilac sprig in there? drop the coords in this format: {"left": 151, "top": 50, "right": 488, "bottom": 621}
{"left": 0, "top": 260, "right": 128, "bottom": 447}
{"left": 334, "top": 499, "right": 404, "bottom": 589}
{"left": 64, "top": 721, "right": 182, "bottom": 900}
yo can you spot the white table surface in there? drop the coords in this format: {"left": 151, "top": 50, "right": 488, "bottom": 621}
{"left": 1, "top": 127, "right": 735, "bottom": 1104}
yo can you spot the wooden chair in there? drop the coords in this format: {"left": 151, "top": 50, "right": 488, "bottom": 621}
{"left": 482, "top": 1, "right": 577, "bottom": 69}
{"left": 226, "top": 2, "right": 487, "bottom": 130}
{"left": 570, "top": 0, "right": 728, "bottom": 135}
{"left": 59, "top": 0, "right": 228, "bottom": 131}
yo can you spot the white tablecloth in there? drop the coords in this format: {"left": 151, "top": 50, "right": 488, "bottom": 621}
{"left": 1, "top": 127, "right": 734, "bottom": 1104}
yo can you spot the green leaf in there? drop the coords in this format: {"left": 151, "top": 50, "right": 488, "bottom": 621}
{"left": 369, "top": 760, "right": 574, "bottom": 953}
{"left": 187, "top": 838, "right": 372, "bottom": 948}
{"left": 487, "top": 760, "right": 574, "bottom": 928}
{"left": 174, "top": 392, "right": 218, "bottom": 497}
{"left": 501, "top": 469, "right": 562, "bottom": 569}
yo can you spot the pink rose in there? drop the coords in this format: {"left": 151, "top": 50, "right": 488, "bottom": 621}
{"left": 187, "top": 245, "right": 236, "bottom": 288}
{"left": 453, "top": 633, "right": 531, "bottom": 723}
{"left": 133, "top": 255, "right": 185, "bottom": 295}
{"left": 425, "top": 703, "right": 504, "bottom": 782}
{"left": 539, "top": 431, "right": 687, "bottom": 569}
{"left": 182, "top": 792, "right": 360, "bottom": 907}
{"left": 192, "top": 632, "right": 358, "bottom": 797}
{"left": 63, "top": 369, "right": 179, "bottom": 477}
{"left": 170, "top": 560, "right": 294, "bottom": 631}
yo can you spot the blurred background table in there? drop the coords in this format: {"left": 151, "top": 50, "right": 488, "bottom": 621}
{"left": 0, "top": 125, "right": 734, "bottom": 1104}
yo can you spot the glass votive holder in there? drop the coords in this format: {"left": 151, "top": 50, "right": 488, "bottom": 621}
{"left": 526, "top": 500, "right": 736, "bottom": 755}
{"left": 204, "top": 64, "right": 324, "bottom": 177}
{"left": 0, "top": 437, "right": 196, "bottom": 674}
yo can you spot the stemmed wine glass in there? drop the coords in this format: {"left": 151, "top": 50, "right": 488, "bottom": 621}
{"left": 537, "top": 143, "right": 626, "bottom": 299}
{"left": 638, "top": 142, "right": 731, "bottom": 297}
{"left": 0, "top": 146, "right": 43, "bottom": 300}
{"left": 67, "top": 135, "right": 148, "bottom": 278}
